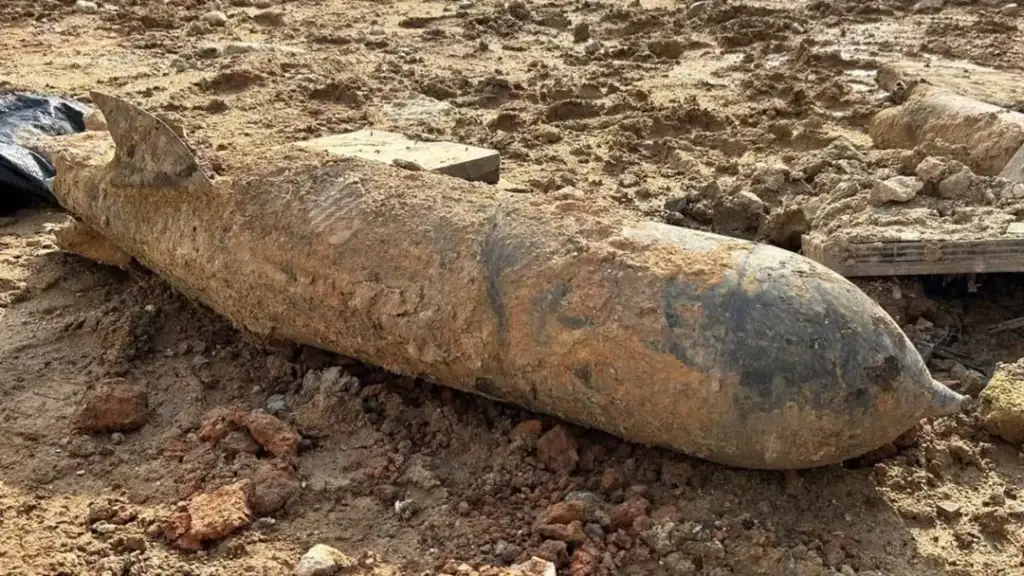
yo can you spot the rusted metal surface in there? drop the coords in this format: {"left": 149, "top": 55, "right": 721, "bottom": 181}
{"left": 48, "top": 92, "right": 965, "bottom": 469}
{"left": 870, "top": 83, "right": 1024, "bottom": 176}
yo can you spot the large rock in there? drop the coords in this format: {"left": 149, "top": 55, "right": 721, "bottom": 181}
{"left": 980, "top": 360, "right": 1024, "bottom": 444}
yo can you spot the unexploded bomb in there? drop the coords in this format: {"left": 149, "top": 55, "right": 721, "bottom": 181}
{"left": 47, "top": 92, "right": 964, "bottom": 470}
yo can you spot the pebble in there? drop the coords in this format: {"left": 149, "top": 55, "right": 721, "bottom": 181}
{"left": 254, "top": 0, "right": 275, "bottom": 6}
{"left": 870, "top": 176, "right": 922, "bottom": 204}
{"left": 1000, "top": 3, "right": 1021, "bottom": 16}
{"left": 225, "top": 42, "right": 262, "bottom": 55}
{"left": 840, "top": 566, "right": 858, "bottom": 576}
{"left": 513, "top": 556, "right": 557, "bottom": 576}
{"left": 293, "top": 544, "right": 356, "bottom": 576}
{"left": 457, "top": 0, "right": 474, "bottom": 8}
{"left": 74, "top": 0, "right": 99, "bottom": 13}
{"left": 110, "top": 432, "right": 124, "bottom": 445}
{"left": 197, "top": 45, "right": 223, "bottom": 59}
{"left": 202, "top": 11, "right": 229, "bottom": 26}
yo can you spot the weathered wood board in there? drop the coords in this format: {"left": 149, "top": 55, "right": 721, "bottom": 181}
{"left": 297, "top": 130, "right": 500, "bottom": 183}
{"left": 803, "top": 228, "right": 1024, "bottom": 277}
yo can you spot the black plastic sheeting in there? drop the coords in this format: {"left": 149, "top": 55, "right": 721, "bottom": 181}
{"left": 0, "top": 92, "right": 90, "bottom": 216}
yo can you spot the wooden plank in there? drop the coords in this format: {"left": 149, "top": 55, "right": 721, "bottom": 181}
{"left": 297, "top": 130, "right": 500, "bottom": 184}
{"left": 802, "top": 233, "right": 1024, "bottom": 277}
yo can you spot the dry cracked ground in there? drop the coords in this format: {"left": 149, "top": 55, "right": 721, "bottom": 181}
{"left": 3, "top": 0, "right": 1024, "bottom": 575}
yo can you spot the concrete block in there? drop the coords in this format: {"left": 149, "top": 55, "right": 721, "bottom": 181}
{"left": 297, "top": 130, "right": 500, "bottom": 184}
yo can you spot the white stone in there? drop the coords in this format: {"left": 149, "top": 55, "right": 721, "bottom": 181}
{"left": 512, "top": 557, "right": 557, "bottom": 576}
{"left": 1000, "top": 3, "right": 1021, "bottom": 16}
{"left": 74, "top": 0, "right": 99, "bottom": 13}
{"left": 202, "top": 10, "right": 229, "bottom": 26}
{"left": 293, "top": 544, "right": 354, "bottom": 576}
{"left": 870, "top": 176, "right": 922, "bottom": 204}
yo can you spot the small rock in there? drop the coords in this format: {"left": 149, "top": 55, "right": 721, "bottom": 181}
{"left": 686, "top": 1, "right": 710, "bottom": 18}
{"left": 254, "top": 0, "right": 275, "bottom": 6}
{"left": 202, "top": 10, "right": 229, "bottom": 26}
{"left": 494, "top": 540, "right": 523, "bottom": 563}
{"left": 535, "top": 125, "right": 562, "bottom": 144}
{"left": 536, "top": 540, "right": 569, "bottom": 567}
{"left": 536, "top": 425, "right": 579, "bottom": 474}
{"left": 911, "top": 0, "right": 945, "bottom": 13}
{"left": 242, "top": 411, "right": 300, "bottom": 458}
{"left": 110, "top": 432, "right": 124, "bottom": 444}
{"left": 512, "top": 557, "right": 557, "bottom": 576}
{"left": 937, "top": 167, "right": 972, "bottom": 199}
{"left": 950, "top": 363, "right": 987, "bottom": 397}
{"left": 542, "top": 500, "right": 589, "bottom": 525}
{"left": 266, "top": 394, "right": 288, "bottom": 415}
{"left": 73, "top": 0, "right": 99, "bottom": 13}
{"left": 253, "top": 9, "right": 286, "bottom": 26}
{"left": 570, "top": 544, "right": 599, "bottom": 576}
{"left": 981, "top": 360, "right": 1024, "bottom": 443}
{"left": 870, "top": 176, "right": 922, "bottom": 204}
{"left": 507, "top": 0, "right": 532, "bottom": 21}
{"left": 247, "top": 464, "right": 300, "bottom": 516}
{"left": 573, "top": 21, "right": 591, "bottom": 43}
{"left": 225, "top": 42, "right": 262, "bottom": 55}
{"left": 457, "top": 0, "right": 473, "bottom": 8}
{"left": 538, "top": 520, "right": 586, "bottom": 544}
{"left": 1000, "top": 3, "right": 1021, "bottom": 16}
{"left": 197, "top": 45, "right": 223, "bottom": 59}
{"left": 936, "top": 500, "right": 962, "bottom": 521}
{"left": 219, "top": 429, "right": 262, "bottom": 455}
{"left": 179, "top": 482, "right": 252, "bottom": 548}
{"left": 915, "top": 156, "right": 946, "bottom": 184}
{"left": 612, "top": 497, "right": 650, "bottom": 529}
{"left": 72, "top": 380, "right": 148, "bottom": 434}
{"left": 648, "top": 38, "right": 685, "bottom": 60}
{"left": 840, "top": 566, "right": 858, "bottom": 576}
{"left": 293, "top": 544, "right": 356, "bottom": 576}
{"left": 1003, "top": 182, "right": 1024, "bottom": 199}
{"left": 511, "top": 419, "right": 544, "bottom": 446}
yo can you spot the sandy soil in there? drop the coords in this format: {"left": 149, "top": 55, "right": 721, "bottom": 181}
{"left": 3, "top": 0, "right": 1024, "bottom": 575}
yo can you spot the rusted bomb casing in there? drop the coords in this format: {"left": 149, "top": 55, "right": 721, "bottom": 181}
{"left": 49, "top": 92, "right": 965, "bottom": 470}
{"left": 870, "top": 83, "right": 1024, "bottom": 176}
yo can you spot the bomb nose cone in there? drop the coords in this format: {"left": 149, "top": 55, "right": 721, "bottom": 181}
{"left": 924, "top": 379, "right": 967, "bottom": 418}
